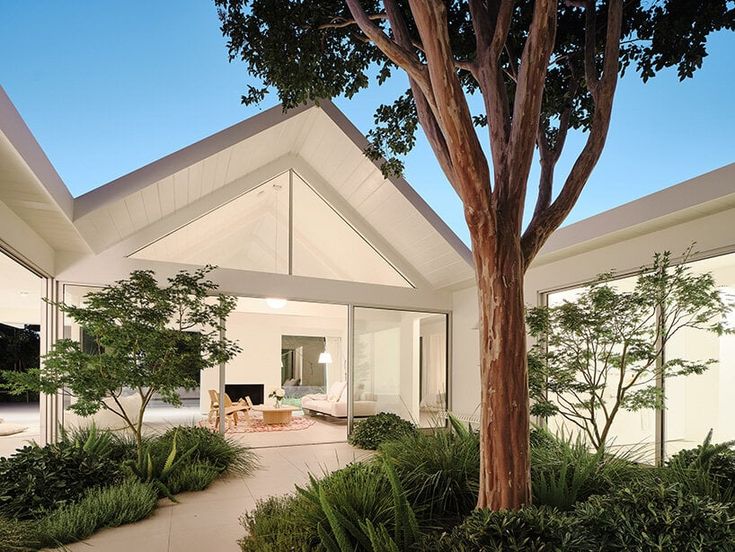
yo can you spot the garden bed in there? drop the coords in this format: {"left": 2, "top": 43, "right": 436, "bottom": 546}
{"left": 0, "top": 426, "right": 257, "bottom": 551}
{"left": 240, "top": 415, "right": 735, "bottom": 551}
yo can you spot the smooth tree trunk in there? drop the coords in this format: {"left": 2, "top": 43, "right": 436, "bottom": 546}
{"left": 472, "top": 214, "right": 531, "bottom": 510}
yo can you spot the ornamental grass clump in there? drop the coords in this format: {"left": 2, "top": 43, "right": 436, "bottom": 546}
{"left": 37, "top": 479, "right": 158, "bottom": 547}
{"left": 378, "top": 415, "right": 480, "bottom": 526}
{"left": 154, "top": 425, "right": 258, "bottom": 476}
{"left": 530, "top": 428, "right": 644, "bottom": 510}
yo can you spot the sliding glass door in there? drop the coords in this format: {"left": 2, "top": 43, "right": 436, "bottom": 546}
{"left": 351, "top": 307, "right": 448, "bottom": 429}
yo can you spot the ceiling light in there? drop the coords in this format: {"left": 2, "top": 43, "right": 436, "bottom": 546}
{"left": 265, "top": 297, "right": 287, "bottom": 309}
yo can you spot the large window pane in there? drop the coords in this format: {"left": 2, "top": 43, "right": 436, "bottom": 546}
{"left": 546, "top": 276, "right": 657, "bottom": 461}
{"left": 353, "top": 307, "right": 447, "bottom": 428}
{"left": 664, "top": 252, "right": 735, "bottom": 458}
{"left": 292, "top": 173, "right": 412, "bottom": 287}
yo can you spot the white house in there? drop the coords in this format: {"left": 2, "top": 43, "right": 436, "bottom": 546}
{"left": 1, "top": 84, "right": 733, "bottom": 459}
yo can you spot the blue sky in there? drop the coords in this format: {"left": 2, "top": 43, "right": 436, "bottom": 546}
{"left": 1, "top": 1, "right": 733, "bottom": 245}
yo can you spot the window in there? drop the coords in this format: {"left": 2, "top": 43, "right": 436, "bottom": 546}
{"left": 131, "top": 170, "right": 412, "bottom": 287}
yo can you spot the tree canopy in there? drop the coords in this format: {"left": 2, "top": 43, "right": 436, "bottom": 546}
{"left": 216, "top": 0, "right": 733, "bottom": 181}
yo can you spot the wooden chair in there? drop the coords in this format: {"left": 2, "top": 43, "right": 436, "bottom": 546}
{"left": 209, "top": 390, "right": 252, "bottom": 430}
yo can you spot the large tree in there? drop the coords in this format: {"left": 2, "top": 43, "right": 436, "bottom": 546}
{"left": 215, "top": 0, "right": 734, "bottom": 509}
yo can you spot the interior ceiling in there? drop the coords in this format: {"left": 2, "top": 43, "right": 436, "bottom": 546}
{"left": 74, "top": 105, "right": 473, "bottom": 289}
{"left": 234, "top": 297, "right": 347, "bottom": 319}
{"left": 0, "top": 252, "right": 42, "bottom": 325}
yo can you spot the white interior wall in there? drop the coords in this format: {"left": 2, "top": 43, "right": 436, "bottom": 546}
{"left": 199, "top": 308, "right": 346, "bottom": 412}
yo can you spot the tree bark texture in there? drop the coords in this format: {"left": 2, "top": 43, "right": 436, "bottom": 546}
{"left": 472, "top": 210, "right": 531, "bottom": 509}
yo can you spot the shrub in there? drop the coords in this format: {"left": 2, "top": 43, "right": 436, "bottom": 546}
{"left": 666, "top": 430, "right": 735, "bottom": 502}
{"left": 37, "top": 479, "right": 158, "bottom": 547}
{"left": 424, "top": 506, "right": 583, "bottom": 552}
{"left": 531, "top": 431, "right": 643, "bottom": 510}
{"left": 240, "top": 495, "right": 313, "bottom": 552}
{"left": 379, "top": 416, "right": 480, "bottom": 525}
{"left": 575, "top": 483, "right": 735, "bottom": 551}
{"left": 348, "top": 412, "right": 417, "bottom": 450}
{"left": 168, "top": 461, "right": 221, "bottom": 494}
{"left": 0, "top": 517, "right": 39, "bottom": 552}
{"left": 0, "top": 432, "right": 124, "bottom": 520}
{"left": 154, "top": 426, "right": 258, "bottom": 475}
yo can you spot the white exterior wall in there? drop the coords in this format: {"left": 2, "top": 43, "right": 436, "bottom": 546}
{"left": 450, "top": 286, "right": 481, "bottom": 415}
{"left": 450, "top": 202, "right": 735, "bottom": 431}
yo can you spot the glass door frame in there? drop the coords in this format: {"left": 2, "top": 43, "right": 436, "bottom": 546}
{"left": 347, "top": 304, "right": 452, "bottom": 434}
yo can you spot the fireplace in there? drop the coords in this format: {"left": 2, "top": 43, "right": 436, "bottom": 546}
{"left": 225, "top": 384, "right": 264, "bottom": 405}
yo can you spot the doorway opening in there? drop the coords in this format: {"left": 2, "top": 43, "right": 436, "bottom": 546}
{"left": 0, "top": 251, "right": 43, "bottom": 457}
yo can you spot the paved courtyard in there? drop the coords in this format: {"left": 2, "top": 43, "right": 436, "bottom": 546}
{"left": 53, "top": 442, "right": 371, "bottom": 552}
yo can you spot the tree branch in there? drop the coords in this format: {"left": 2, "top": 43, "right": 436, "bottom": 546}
{"left": 471, "top": 0, "right": 513, "bottom": 173}
{"left": 382, "top": 0, "right": 457, "bottom": 188}
{"left": 521, "top": 0, "right": 624, "bottom": 267}
{"left": 497, "top": 0, "right": 558, "bottom": 229}
{"left": 317, "top": 13, "right": 387, "bottom": 29}
{"left": 584, "top": 0, "right": 600, "bottom": 100}
{"left": 407, "top": 0, "right": 492, "bottom": 209}
{"left": 344, "top": 0, "right": 430, "bottom": 93}
{"left": 531, "top": 83, "right": 576, "bottom": 220}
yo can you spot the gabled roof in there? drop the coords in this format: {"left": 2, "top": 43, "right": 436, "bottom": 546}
{"left": 0, "top": 86, "right": 89, "bottom": 257}
{"left": 72, "top": 100, "right": 474, "bottom": 289}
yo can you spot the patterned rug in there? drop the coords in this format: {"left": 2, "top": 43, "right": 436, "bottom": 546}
{"left": 200, "top": 413, "right": 316, "bottom": 433}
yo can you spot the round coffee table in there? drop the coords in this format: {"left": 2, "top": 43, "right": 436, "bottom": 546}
{"left": 252, "top": 404, "right": 298, "bottom": 425}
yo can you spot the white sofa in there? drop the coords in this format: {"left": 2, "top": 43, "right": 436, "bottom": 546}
{"left": 64, "top": 394, "right": 143, "bottom": 432}
{"left": 301, "top": 381, "right": 377, "bottom": 418}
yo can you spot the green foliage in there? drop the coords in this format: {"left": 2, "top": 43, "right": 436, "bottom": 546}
{"left": 530, "top": 429, "right": 643, "bottom": 510}
{"left": 378, "top": 416, "right": 480, "bottom": 525}
{"left": 0, "top": 431, "right": 124, "bottom": 520}
{"left": 574, "top": 483, "right": 735, "bottom": 551}
{"left": 240, "top": 459, "right": 420, "bottom": 551}
{"left": 425, "top": 506, "right": 584, "bottom": 552}
{"left": 167, "top": 461, "right": 220, "bottom": 494}
{"left": 154, "top": 426, "right": 258, "bottom": 476}
{"left": 37, "top": 479, "right": 158, "bottom": 547}
{"left": 0, "top": 517, "right": 39, "bottom": 552}
{"left": 666, "top": 430, "right": 735, "bottom": 503}
{"left": 216, "top": 1, "right": 732, "bottom": 176}
{"left": 528, "top": 248, "right": 733, "bottom": 450}
{"left": 0, "top": 324, "right": 40, "bottom": 404}
{"left": 122, "top": 429, "right": 197, "bottom": 501}
{"left": 348, "top": 412, "right": 417, "bottom": 450}
{"left": 427, "top": 482, "right": 735, "bottom": 552}
{"left": 239, "top": 495, "right": 313, "bottom": 552}
{"left": 5, "top": 267, "right": 240, "bottom": 460}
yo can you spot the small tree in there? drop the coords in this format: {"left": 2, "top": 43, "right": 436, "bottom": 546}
{"left": 528, "top": 249, "right": 733, "bottom": 452}
{"left": 3, "top": 267, "right": 240, "bottom": 460}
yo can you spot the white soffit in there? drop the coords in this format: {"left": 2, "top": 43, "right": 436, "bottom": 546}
{"left": 533, "top": 162, "right": 735, "bottom": 267}
{"left": 74, "top": 101, "right": 474, "bottom": 289}
{"left": 0, "top": 87, "right": 89, "bottom": 254}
